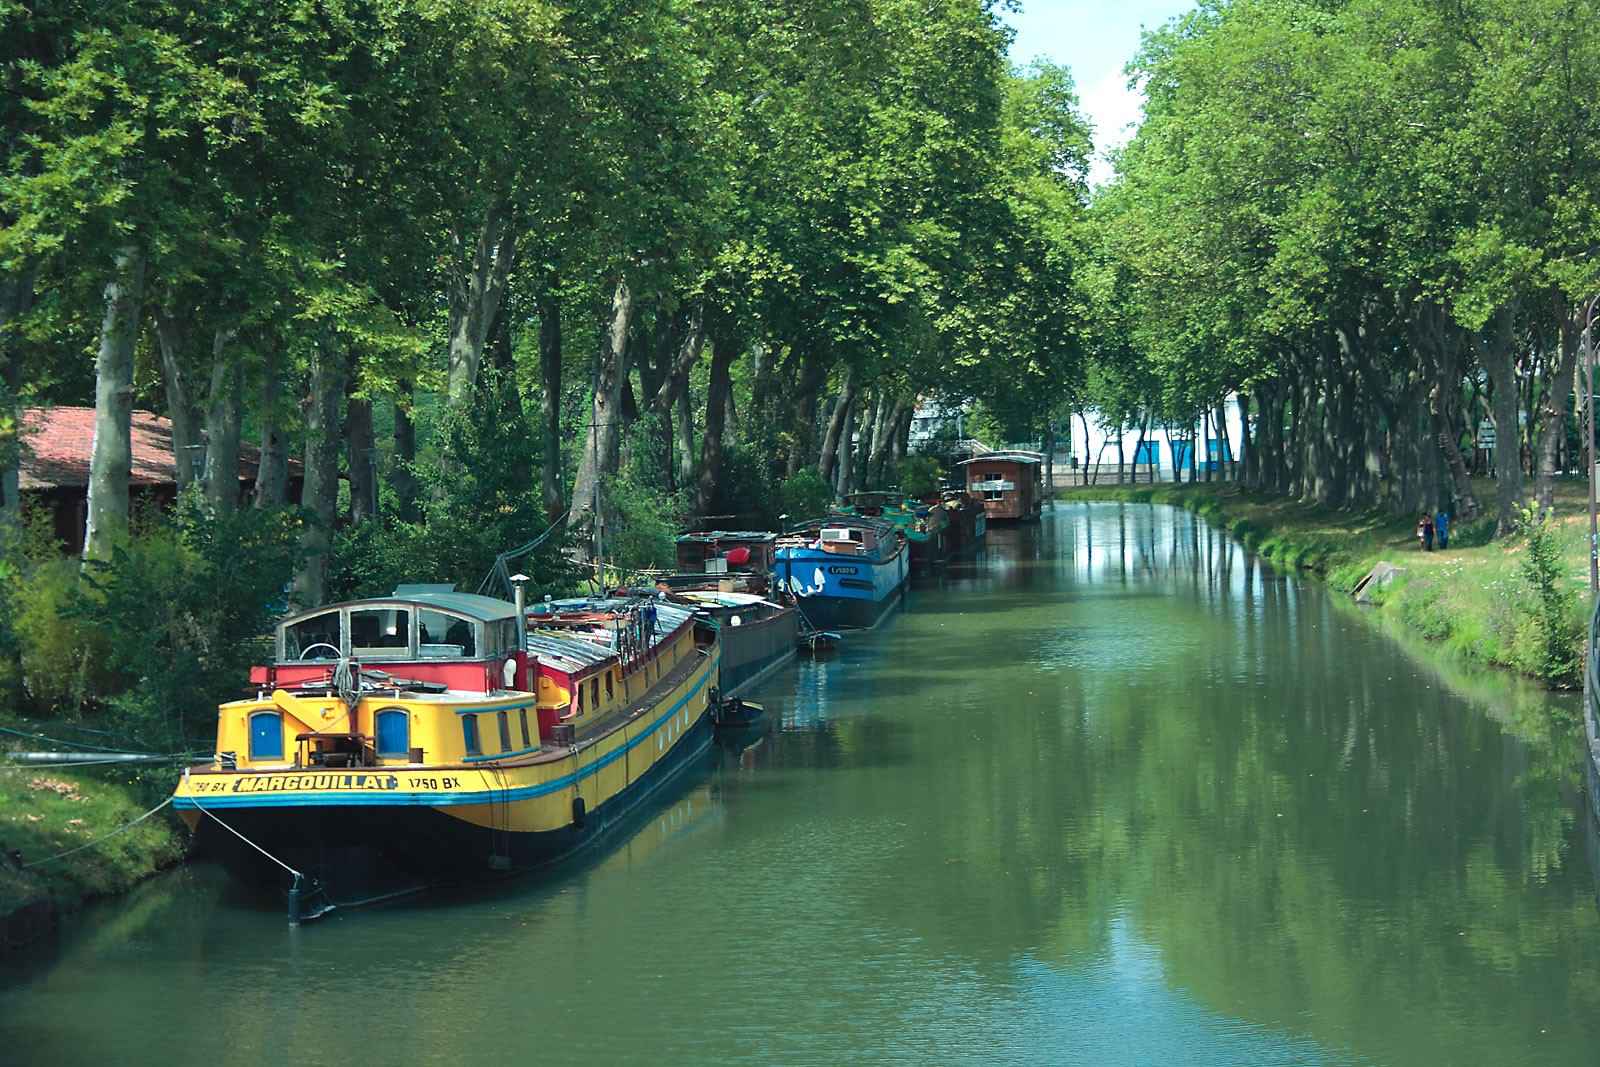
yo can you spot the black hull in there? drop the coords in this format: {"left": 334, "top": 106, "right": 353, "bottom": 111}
{"left": 719, "top": 607, "right": 799, "bottom": 696}
{"left": 909, "top": 533, "right": 950, "bottom": 572}
{"left": 194, "top": 715, "right": 716, "bottom": 906}
{"left": 792, "top": 585, "right": 903, "bottom": 631}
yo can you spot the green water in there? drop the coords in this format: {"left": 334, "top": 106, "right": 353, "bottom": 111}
{"left": 5, "top": 503, "right": 1600, "bottom": 1065}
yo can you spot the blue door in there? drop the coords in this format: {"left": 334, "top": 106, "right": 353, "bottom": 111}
{"left": 249, "top": 712, "right": 283, "bottom": 760}
{"left": 376, "top": 709, "right": 410, "bottom": 757}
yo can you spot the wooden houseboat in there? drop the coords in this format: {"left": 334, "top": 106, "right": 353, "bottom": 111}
{"left": 960, "top": 451, "right": 1044, "bottom": 521}
{"left": 774, "top": 515, "right": 908, "bottom": 630}
{"left": 172, "top": 586, "right": 717, "bottom": 916}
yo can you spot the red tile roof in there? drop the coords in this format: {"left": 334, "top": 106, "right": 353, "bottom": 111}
{"left": 19, "top": 407, "right": 271, "bottom": 491}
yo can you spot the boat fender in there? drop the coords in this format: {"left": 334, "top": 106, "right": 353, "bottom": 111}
{"left": 572, "top": 796, "right": 587, "bottom": 827}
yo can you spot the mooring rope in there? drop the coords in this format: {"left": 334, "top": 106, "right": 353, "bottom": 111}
{"left": 187, "top": 800, "right": 301, "bottom": 877}
{"left": 21, "top": 796, "right": 174, "bottom": 870}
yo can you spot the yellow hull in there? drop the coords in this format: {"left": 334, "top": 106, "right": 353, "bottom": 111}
{"left": 173, "top": 651, "right": 718, "bottom": 881}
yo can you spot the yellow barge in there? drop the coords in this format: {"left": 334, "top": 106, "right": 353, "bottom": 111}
{"left": 173, "top": 586, "right": 718, "bottom": 916}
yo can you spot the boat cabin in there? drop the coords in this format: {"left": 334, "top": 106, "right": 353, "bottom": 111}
{"left": 255, "top": 585, "right": 532, "bottom": 693}
{"left": 780, "top": 515, "right": 900, "bottom": 558}
{"left": 960, "top": 451, "right": 1044, "bottom": 521}
{"left": 674, "top": 531, "right": 778, "bottom": 576}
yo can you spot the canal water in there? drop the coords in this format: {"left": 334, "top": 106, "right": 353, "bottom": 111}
{"left": 4, "top": 503, "right": 1599, "bottom": 1065}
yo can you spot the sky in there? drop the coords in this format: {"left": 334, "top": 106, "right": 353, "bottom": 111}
{"left": 1001, "top": 1, "right": 1196, "bottom": 185}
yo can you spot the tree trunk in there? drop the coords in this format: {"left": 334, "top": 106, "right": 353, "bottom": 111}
{"left": 254, "top": 341, "right": 290, "bottom": 509}
{"left": 84, "top": 244, "right": 147, "bottom": 564}
{"left": 537, "top": 293, "right": 565, "bottom": 521}
{"left": 445, "top": 198, "right": 517, "bottom": 407}
{"left": 571, "top": 277, "right": 632, "bottom": 531}
{"left": 0, "top": 261, "right": 36, "bottom": 528}
{"left": 153, "top": 311, "right": 202, "bottom": 493}
{"left": 345, "top": 393, "right": 376, "bottom": 524}
{"left": 202, "top": 329, "right": 242, "bottom": 512}
{"left": 836, "top": 395, "right": 859, "bottom": 496}
{"left": 675, "top": 377, "right": 696, "bottom": 493}
{"left": 695, "top": 323, "right": 738, "bottom": 515}
{"left": 390, "top": 382, "right": 417, "bottom": 520}
{"left": 789, "top": 353, "right": 826, "bottom": 478}
{"left": 1479, "top": 308, "right": 1523, "bottom": 535}
{"left": 1236, "top": 394, "right": 1254, "bottom": 488}
{"left": 294, "top": 339, "right": 345, "bottom": 606}
{"left": 1537, "top": 302, "right": 1583, "bottom": 512}
{"left": 1043, "top": 420, "right": 1056, "bottom": 498}
{"left": 818, "top": 367, "right": 858, "bottom": 483}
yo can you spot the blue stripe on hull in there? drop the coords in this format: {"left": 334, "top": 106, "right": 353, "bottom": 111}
{"left": 194, "top": 714, "right": 717, "bottom": 895}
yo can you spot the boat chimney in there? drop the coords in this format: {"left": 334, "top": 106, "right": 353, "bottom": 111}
{"left": 510, "top": 573, "right": 530, "bottom": 629}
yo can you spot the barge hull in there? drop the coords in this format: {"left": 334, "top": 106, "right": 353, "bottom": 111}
{"left": 187, "top": 712, "right": 715, "bottom": 899}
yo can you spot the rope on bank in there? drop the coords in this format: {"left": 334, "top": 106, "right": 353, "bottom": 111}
{"left": 21, "top": 796, "right": 174, "bottom": 870}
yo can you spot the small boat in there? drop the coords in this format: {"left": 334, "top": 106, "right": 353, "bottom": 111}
{"left": 774, "top": 514, "right": 909, "bottom": 630}
{"left": 173, "top": 584, "right": 717, "bottom": 919}
{"left": 959, "top": 451, "right": 1044, "bottom": 522}
{"left": 711, "top": 696, "right": 766, "bottom": 729}
{"left": 939, "top": 489, "right": 987, "bottom": 556}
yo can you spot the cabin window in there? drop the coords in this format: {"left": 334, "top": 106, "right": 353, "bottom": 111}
{"left": 605, "top": 671, "right": 614, "bottom": 700}
{"left": 462, "top": 714, "right": 481, "bottom": 756}
{"left": 590, "top": 677, "right": 600, "bottom": 707}
{"left": 249, "top": 711, "right": 284, "bottom": 761}
{"left": 350, "top": 609, "right": 410, "bottom": 658}
{"left": 501, "top": 619, "right": 522, "bottom": 654}
{"left": 375, "top": 708, "right": 410, "bottom": 758}
{"left": 498, "top": 711, "right": 512, "bottom": 752}
{"left": 419, "top": 610, "right": 476, "bottom": 658}
{"left": 575, "top": 684, "right": 584, "bottom": 715}
{"left": 519, "top": 709, "right": 531, "bottom": 747}
{"left": 284, "top": 611, "right": 342, "bottom": 661}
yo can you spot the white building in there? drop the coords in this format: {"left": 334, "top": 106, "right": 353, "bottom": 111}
{"left": 1070, "top": 398, "right": 1246, "bottom": 480}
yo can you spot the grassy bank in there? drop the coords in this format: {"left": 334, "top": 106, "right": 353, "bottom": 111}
{"left": 1060, "top": 480, "right": 1591, "bottom": 690}
{"left": 0, "top": 746, "right": 188, "bottom": 941}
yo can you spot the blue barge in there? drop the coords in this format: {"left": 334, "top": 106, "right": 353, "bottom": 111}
{"left": 774, "top": 515, "right": 909, "bottom": 630}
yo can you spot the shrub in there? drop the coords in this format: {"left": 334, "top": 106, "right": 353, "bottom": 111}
{"left": 600, "top": 471, "right": 682, "bottom": 578}
{"left": 81, "top": 497, "right": 302, "bottom": 748}
{"left": 896, "top": 455, "right": 942, "bottom": 498}
{"left": 778, "top": 467, "right": 834, "bottom": 522}
{"left": 1509, "top": 504, "right": 1582, "bottom": 685}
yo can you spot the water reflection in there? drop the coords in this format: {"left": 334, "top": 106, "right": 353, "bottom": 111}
{"left": 3, "top": 503, "right": 1598, "bottom": 1066}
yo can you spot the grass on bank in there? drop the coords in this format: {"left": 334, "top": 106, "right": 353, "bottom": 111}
{"left": 0, "top": 750, "right": 187, "bottom": 921}
{"left": 1060, "top": 478, "right": 1591, "bottom": 689}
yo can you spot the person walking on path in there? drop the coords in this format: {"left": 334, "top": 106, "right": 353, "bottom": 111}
{"left": 1434, "top": 509, "right": 1450, "bottom": 550}
{"left": 1417, "top": 512, "right": 1435, "bottom": 551}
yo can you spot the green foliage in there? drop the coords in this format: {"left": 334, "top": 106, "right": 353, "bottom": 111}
{"left": 1509, "top": 504, "right": 1583, "bottom": 685}
{"left": 600, "top": 471, "right": 682, "bottom": 578}
{"left": 778, "top": 468, "right": 834, "bottom": 521}
{"left": 896, "top": 455, "right": 942, "bottom": 499}
{"left": 82, "top": 497, "right": 301, "bottom": 749}
{"left": 329, "top": 364, "right": 573, "bottom": 601}
{"left": 705, "top": 442, "right": 777, "bottom": 528}
{"left": 6, "top": 497, "right": 299, "bottom": 748}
